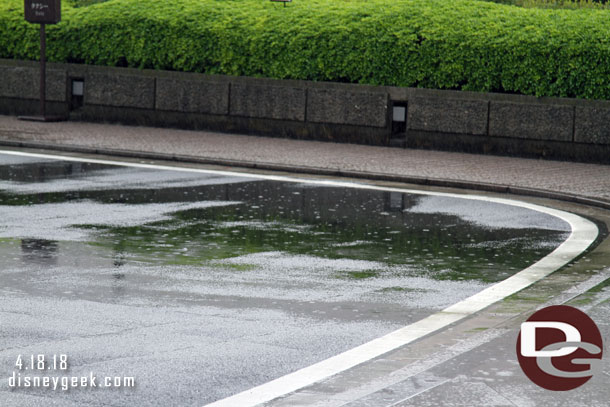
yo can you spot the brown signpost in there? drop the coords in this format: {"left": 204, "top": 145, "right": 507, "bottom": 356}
{"left": 20, "top": 0, "right": 65, "bottom": 122}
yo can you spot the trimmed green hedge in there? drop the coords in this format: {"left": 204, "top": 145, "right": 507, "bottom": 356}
{"left": 2, "top": 0, "right": 610, "bottom": 99}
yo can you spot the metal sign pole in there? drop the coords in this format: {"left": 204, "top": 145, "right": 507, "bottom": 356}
{"left": 19, "top": 0, "right": 65, "bottom": 122}
{"left": 40, "top": 22, "right": 46, "bottom": 118}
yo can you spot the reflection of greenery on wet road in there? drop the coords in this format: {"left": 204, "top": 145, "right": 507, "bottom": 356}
{"left": 84, "top": 199, "right": 566, "bottom": 284}
{"left": 0, "top": 162, "right": 569, "bottom": 284}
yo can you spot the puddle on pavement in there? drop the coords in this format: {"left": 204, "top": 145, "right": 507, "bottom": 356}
{"left": 0, "top": 157, "right": 569, "bottom": 286}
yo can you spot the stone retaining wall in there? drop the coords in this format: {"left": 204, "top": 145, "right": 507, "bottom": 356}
{"left": 1, "top": 59, "right": 609, "bottom": 162}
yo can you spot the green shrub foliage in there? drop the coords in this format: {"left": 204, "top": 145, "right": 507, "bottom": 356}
{"left": 2, "top": 0, "right": 610, "bottom": 99}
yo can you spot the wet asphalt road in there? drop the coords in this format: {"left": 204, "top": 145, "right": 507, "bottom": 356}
{"left": 0, "top": 153, "right": 573, "bottom": 406}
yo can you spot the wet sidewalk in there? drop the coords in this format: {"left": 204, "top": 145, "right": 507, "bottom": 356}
{"left": 0, "top": 115, "right": 608, "bottom": 206}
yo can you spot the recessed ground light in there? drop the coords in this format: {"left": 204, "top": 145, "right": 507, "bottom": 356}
{"left": 393, "top": 106, "right": 406, "bottom": 122}
{"left": 72, "top": 79, "right": 84, "bottom": 97}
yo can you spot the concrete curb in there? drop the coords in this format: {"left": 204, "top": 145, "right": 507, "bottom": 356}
{"left": 1, "top": 138, "right": 609, "bottom": 211}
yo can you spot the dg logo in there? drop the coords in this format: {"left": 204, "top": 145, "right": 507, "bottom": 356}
{"left": 516, "top": 305, "right": 604, "bottom": 391}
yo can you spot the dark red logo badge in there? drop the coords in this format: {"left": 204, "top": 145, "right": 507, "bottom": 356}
{"left": 516, "top": 305, "right": 603, "bottom": 391}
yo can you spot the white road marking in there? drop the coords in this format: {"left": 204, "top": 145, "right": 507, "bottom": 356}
{"left": 0, "top": 149, "right": 599, "bottom": 407}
